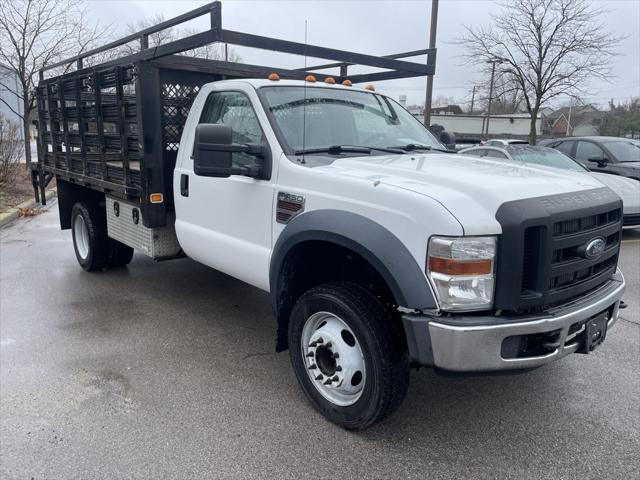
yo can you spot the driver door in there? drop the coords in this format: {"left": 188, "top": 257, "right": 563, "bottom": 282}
{"left": 174, "top": 89, "right": 274, "bottom": 291}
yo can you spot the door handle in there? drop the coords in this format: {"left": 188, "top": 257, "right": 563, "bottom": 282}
{"left": 180, "top": 174, "right": 189, "bottom": 197}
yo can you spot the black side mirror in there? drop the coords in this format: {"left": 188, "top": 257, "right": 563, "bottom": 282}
{"left": 193, "top": 124, "right": 270, "bottom": 178}
{"left": 588, "top": 156, "right": 608, "bottom": 167}
{"left": 439, "top": 130, "right": 456, "bottom": 150}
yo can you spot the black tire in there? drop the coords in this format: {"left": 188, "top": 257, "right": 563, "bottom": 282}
{"left": 106, "top": 240, "right": 134, "bottom": 268}
{"left": 71, "top": 202, "right": 110, "bottom": 271}
{"left": 289, "top": 282, "right": 409, "bottom": 430}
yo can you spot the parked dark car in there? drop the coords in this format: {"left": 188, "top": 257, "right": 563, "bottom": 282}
{"left": 539, "top": 136, "right": 640, "bottom": 181}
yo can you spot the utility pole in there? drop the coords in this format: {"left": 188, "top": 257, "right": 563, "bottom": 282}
{"left": 484, "top": 60, "right": 500, "bottom": 137}
{"left": 423, "top": 0, "right": 439, "bottom": 127}
{"left": 470, "top": 85, "right": 477, "bottom": 115}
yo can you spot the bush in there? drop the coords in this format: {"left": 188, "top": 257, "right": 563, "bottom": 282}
{"left": 0, "top": 114, "right": 23, "bottom": 186}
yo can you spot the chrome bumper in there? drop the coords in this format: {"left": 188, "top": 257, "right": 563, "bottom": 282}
{"left": 402, "top": 269, "right": 626, "bottom": 372}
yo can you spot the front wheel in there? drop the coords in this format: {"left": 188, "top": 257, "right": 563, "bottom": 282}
{"left": 289, "top": 282, "right": 409, "bottom": 430}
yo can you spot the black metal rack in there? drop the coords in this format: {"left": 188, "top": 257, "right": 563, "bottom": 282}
{"left": 33, "top": 1, "right": 436, "bottom": 228}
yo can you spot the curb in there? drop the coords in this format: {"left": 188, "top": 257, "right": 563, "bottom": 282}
{"left": 0, "top": 189, "right": 57, "bottom": 228}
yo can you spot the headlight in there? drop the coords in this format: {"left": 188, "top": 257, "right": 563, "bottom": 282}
{"left": 426, "top": 236, "right": 497, "bottom": 311}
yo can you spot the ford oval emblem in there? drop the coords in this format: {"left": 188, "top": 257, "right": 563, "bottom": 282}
{"left": 584, "top": 237, "right": 606, "bottom": 260}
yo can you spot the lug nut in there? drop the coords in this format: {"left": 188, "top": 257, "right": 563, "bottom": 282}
{"left": 335, "top": 366, "right": 342, "bottom": 372}
{"left": 315, "top": 374, "right": 323, "bottom": 380}
{"left": 305, "top": 352, "right": 315, "bottom": 357}
{"left": 325, "top": 341, "right": 332, "bottom": 348}
{"left": 308, "top": 363, "right": 317, "bottom": 370}
{"left": 323, "top": 378, "right": 333, "bottom": 385}
{"left": 332, "top": 353, "right": 339, "bottom": 359}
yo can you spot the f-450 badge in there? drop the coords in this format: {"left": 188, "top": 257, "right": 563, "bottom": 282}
{"left": 276, "top": 192, "right": 305, "bottom": 224}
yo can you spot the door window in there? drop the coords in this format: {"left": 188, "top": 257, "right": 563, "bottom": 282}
{"left": 555, "top": 141, "right": 574, "bottom": 157}
{"left": 200, "top": 91, "right": 265, "bottom": 168}
{"left": 575, "top": 141, "right": 605, "bottom": 162}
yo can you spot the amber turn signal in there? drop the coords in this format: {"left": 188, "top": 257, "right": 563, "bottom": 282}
{"left": 428, "top": 257, "right": 492, "bottom": 276}
{"left": 149, "top": 193, "right": 164, "bottom": 204}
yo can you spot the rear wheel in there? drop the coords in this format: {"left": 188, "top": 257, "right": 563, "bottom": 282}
{"left": 289, "top": 282, "right": 409, "bottom": 430}
{"left": 72, "top": 202, "right": 109, "bottom": 271}
{"left": 71, "top": 202, "right": 133, "bottom": 270}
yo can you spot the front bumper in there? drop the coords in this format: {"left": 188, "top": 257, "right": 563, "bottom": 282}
{"left": 402, "top": 269, "right": 626, "bottom": 372}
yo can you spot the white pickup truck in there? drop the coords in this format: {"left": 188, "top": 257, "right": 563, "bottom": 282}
{"left": 32, "top": 4, "right": 626, "bottom": 429}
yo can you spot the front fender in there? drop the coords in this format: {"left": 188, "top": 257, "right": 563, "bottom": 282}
{"left": 270, "top": 209, "right": 437, "bottom": 314}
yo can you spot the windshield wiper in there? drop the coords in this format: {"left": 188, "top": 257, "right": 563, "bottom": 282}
{"left": 294, "top": 145, "right": 371, "bottom": 155}
{"left": 295, "top": 145, "right": 406, "bottom": 156}
{"left": 391, "top": 143, "right": 453, "bottom": 153}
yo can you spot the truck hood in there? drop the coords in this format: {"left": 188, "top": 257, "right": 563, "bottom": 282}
{"left": 316, "top": 153, "right": 605, "bottom": 234}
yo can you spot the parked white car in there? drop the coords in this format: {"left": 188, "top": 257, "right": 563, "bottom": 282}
{"left": 459, "top": 145, "right": 640, "bottom": 229}
{"left": 483, "top": 138, "right": 529, "bottom": 147}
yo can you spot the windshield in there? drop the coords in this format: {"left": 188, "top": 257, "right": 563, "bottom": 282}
{"left": 602, "top": 140, "right": 640, "bottom": 162}
{"left": 259, "top": 86, "right": 442, "bottom": 155}
{"left": 509, "top": 147, "right": 587, "bottom": 172}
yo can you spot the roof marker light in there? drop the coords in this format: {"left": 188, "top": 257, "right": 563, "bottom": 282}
{"left": 268, "top": 73, "right": 280, "bottom": 81}
{"left": 365, "top": 84, "right": 375, "bottom": 91}
{"left": 305, "top": 75, "right": 317, "bottom": 82}
{"left": 342, "top": 79, "right": 353, "bottom": 87}
{"left": 324, "top": 77, "right": 336, "bottom": 84}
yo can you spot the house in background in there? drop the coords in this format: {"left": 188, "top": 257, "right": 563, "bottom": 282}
{"left": 543, "top": 104, "right": 604, "bottom": 137}
{"left": 431, "top": 104, "right": 463, "bottom": 115}
{"left": 0, "top": 63, "right": 24, "bottom": 140}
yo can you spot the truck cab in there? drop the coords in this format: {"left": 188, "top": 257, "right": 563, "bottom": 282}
{"left": 31, "top": 2, "right": 626, "bottom": 430}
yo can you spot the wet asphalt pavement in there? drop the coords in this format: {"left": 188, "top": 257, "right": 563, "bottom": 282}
{"left": 1, "top": 201, "right": 638, "bottom": 479}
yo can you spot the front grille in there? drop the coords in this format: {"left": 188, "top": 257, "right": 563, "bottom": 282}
{"left": 623, "top": 213, "right": 640, "bottom": 227}
{"left": 518, "top": 207, "right": 621, "bottom": 308}
{"left": 495, "top": 188, "right": 623, "bottom": 313}
{"left": 545, "top": 213, "right": 620, "bottom": 295}
{"left": 553, "top": 209, "right": 620, "bottom": 236}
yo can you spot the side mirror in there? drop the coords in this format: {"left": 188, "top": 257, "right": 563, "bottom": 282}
{"left": 439, "top": 130, "right": 456, "bottom": 150}
{"left": 588, "top": 156, "right": 608, "bottom": 167}
{"left": 193, "top": 123, "right": 269, "bottom": 178}
{"left": 193, "top": 124, "right": 233, "bottom": 177}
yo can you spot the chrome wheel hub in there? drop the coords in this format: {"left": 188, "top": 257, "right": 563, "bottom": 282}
{"left": 73, "top": 214, "right": 90, "bottom": 260}
{"left": 301, "top": 311, "right": 366, "bottom": 406}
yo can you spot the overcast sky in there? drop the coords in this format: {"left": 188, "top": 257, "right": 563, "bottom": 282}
{"left": 87, "top": 0, "right": 640, "bottom": 109}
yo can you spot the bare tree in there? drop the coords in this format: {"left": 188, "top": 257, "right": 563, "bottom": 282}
{"left": 120, "top": 15, "right": 240, "bottom": 62}
{"left": 0, "top": 114, "right": 22, "bottom": 186}
{"left": 0, "top": 0, "right": 110, "bottom": 166}
{"left": 432, "top": 95, "right": 457, "bottom": 108}
{"left": 457, "top": 0, "right": 623, "bottom": 143}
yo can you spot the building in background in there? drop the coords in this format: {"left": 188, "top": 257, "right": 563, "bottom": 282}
{"left": 543, "top": 104, "right": 604, "bottom": 137}
{"left": 431, "top": 104, "right": 463, "bottom": 115}
{"left": 0, "top": 63, "right": 24, "bottom": 140}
